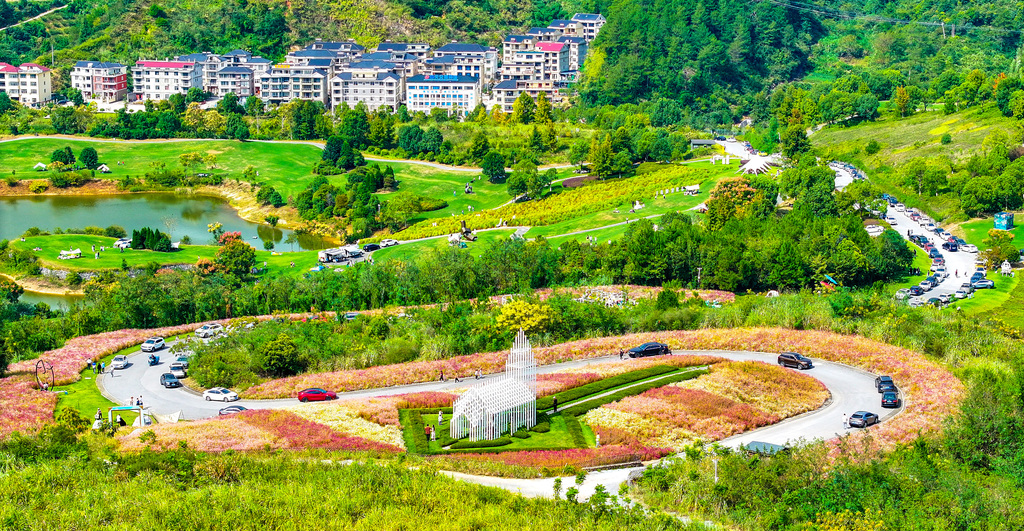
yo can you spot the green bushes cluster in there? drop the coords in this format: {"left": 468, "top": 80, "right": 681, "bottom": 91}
{"left": 49, "top": 171, "right": 90, "bottom": 188}
{"left": 131, "top": 227, "right": 172, "bottom": 252}
{"left": 450, "top": 437, "right": 513, "bottom": 449}
{"left": 562, "top": 414, "right": 587, "bottom": 448}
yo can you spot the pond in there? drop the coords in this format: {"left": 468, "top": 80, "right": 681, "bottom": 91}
{"left": 0, "top": 193, "right": 327, "bottom": 251}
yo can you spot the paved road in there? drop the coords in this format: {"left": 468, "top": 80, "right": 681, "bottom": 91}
{"left": 885, "top": 206, "right": 979, "bottom": 305}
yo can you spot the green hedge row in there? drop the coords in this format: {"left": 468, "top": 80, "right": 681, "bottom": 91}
{"left": 442, "top": 445, "right": 575, "bottom": 455}
{"left": 400, "top": 409, "right": 430, "bottom": 454}
{"left": 537, "top": 365, "right": 678, "bottom": 411}
{"left": 531, "top": 422, "right": 551, "bottom": 433}
{"left": 450, "top": 437, "right": 513, "bottom": 449}
{"left": 512, "top": 429, "right": 531, "bottom": 439}
{"left": 563, "top": 414, "right": 588, "bottom": 448}
{"left": 559, "top": 368, "right": 707, "bottom": 417}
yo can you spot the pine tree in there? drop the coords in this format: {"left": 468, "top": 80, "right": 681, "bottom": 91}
{"left": 511, "top": 92, "right": 535, "bottom": 125}
{"left": 535, "top": 92, "right": 552, "bottom": 123}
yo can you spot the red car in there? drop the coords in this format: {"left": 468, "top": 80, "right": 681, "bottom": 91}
{"left": 297, "top": 388, "right": 337, "bottom": 402}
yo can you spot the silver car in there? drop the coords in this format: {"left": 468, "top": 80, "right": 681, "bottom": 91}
{"left": 195, "top": 323, "right": 224, "bottom": 338}
{"left": 169, "top": 362, "right": 187, "bottom": 378}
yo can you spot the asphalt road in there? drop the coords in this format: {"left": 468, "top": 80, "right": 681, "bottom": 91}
{"left": 885, "top": 206, "right": 981, "bottom": 305}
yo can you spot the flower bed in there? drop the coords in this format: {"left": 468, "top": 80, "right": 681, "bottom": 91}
{"left": 335, "top": 392, "right": 457, "bottom": 426}
{"left": 117, "top": 409, "right": 403, "bottom": 453}
{"left": 677, "top": 361, "right": 829, "bottom": 419}
{"left": 432, "top": 444, "right": 671, "bottom": 471}
{"left": 284, "top": 402, "right": 406, "bottom": 449}
{"left": 0, "top": 375, "right": 59, "bottom": 438}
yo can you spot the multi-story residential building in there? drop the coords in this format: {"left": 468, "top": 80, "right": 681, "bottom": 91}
{"left": 359, "top": 52, "right": 419, "bottom": 78}
{"left": 406, "top": 74, "right": 480, "bottom": 117}
{"left": 70, "top": 61, "right": 128, "bottom": 102}
{"left": 493, "top": 79, "right": 562, "bottom": 113}
{"left": 526, "top": 27, "right": 562, "bottom": 42}
{"left": 375, "top": 41, "right": 431, "bottom": 59}
{"left": 285, "top": 48, "right": 337, "bottom": 68}
{"left": 571, "top": 13, "right": 606, "bottom": 41}
{"left": 535, "top": 42, "right": 570, "bottom": 81}
{"left": 499, "top": 51, "right": 545, "bottom": 82}
{"left": 173, "top": 50, "right": 270, "bottom": 96}
{"left": 304, "top": 39, "right": 366, "bottom": 62}
{"left": 0, "top": 63, "right": 51, "bottom": 105}
{"left": 131, "top": 60, "right": 201, "bottom": 101}
{"left": 257, "top": 63, "right": 329, "bottom": 105}
{"left": 547, "top": 19, "right": 582, "bottom": 38}
{"left": 215, "top": 66, "right": 255, "bottom": 97}
{"left": 556, "top": 36, "right": 588, "bottom": 71}
{"left": 502, "top": 35, "right": 538, "bottom": 64}
{"left": 433, "top": 42, "right": 499, "bottom": 80}
{"left": 330, "top": 61, "right": 402, "bottom": 112}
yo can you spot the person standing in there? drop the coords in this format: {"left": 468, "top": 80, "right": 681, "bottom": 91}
{"left": 129, "top": 396, "right": 134, "bottom": 407}
{"left": 95, "top": 408, "right": 102, "bottom": 421}
{"left": 843, "top": 413, "right": 849, "bottom": 429}
{"left": 437, "top": 411, "right": 444, "bottom": 425}
{"left": 553, "top": 397, "right": 558, "bottom": 413}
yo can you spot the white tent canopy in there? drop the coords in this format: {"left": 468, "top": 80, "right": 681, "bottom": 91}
{"left": 738, "top": 157, "right": 775, "bottom": 175}
{"left": 34, "top": 162, "right": 47, "bottom": 170}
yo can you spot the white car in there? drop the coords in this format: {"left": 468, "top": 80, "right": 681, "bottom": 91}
{"left": 111, "top": 355, "right": 129, "bottom": 370}
{"left": 954, "top": 289, "right": 969, "bottom": 299}
{"left": 962, "top": 244, "right": 979, "bottom": 253}
{"left": 380, "top": 239, "right": 399, "bottom": 247}
{"left": 894, "top": 288, "right": 910, "bottom": 300}
{"left": 895, "top": 204, "right": 905, "bottom": 212}
{"left": 140, "top": 337, "right": 165, "bottom": 352}
{"left": 195, "top": 323, "right": 224, "bottom": 338}
{"left": 169, "top": 362, "right": 187, "bottom": 378}
{"left": 204, "top": 387, "right": 239, "bottom": 402}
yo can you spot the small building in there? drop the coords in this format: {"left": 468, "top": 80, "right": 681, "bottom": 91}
{"left": 571, "top": 13, "right": 607, "bottom": 42}
{"left": 71, "top": 61, "right": 128, "bottom": 102}
{"left": 406, "top": 74, "right": 480, "bottom": 118}
{"left": 132, "top": 60, "right": 202, "bottom": 101}
{"left": 0, "top": 62, "right": 52, "bottom": 105}
{"left": 690, "top": 139, "right": 717, "bottom": 149}
{"left": 34, "top": 162, "right": 47, "bottom": 171}
{"left": 450, "top": 330, "right": 537, "bottom": 441}
{"left": 683, "top": 184, "right": 700, "bottom": 196}
{"left": 995, "top": 211, "right": 1014, "bottom": 230}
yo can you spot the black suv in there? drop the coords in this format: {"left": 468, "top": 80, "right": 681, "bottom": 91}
{"left": 875, "top": 375, "right": 893, "bottom": 392}
{"left": 777, "top": 352, "right": 813, "bottom": 369}
{"left": 628, "top": 342, "right": 671, "bottom": 358}
{"left": 160, "top": 373, "right": 182, "bottom": 388}
{"left": 881, "top": 391, "right": 901, "bottom": 408}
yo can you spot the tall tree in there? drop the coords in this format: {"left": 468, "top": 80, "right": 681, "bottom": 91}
{"left": 510, "top": 92, "right": 535, "bottom": 125}
{"left": 481, "top": 151, "right": 507, "bottom": 183}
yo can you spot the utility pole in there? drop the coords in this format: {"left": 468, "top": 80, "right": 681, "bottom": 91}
{"left": 696, "top": 267, "right": 703, "bottom": 288}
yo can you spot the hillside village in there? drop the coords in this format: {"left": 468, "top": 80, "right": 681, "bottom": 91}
{"left": 1, "top": 13, "right": 604, "bottom": 116}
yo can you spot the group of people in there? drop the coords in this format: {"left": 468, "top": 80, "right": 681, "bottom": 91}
{"left": 94, "top": 408, "right": 128, "bottom": 428}
{"left": 437, "top": 369, "right": 484, "bottom": 382}
{"left": 89, "top": 360, "right": 106, "bottom": 374}
{"left": 128, "top": 395, "right": 144, "bottom": 408}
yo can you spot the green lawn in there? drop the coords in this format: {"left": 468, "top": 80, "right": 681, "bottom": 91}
{"left": 954, "top": 271, "right": 1021, "bottom": 316}
{"left": 422, "top": 412, "right": 577, "bottom": 453}
{"left": 11, "top": 234, "right": 321, "bottom": 277}
{"left": 958, "top": 217, "right": 1022, "bottom": 248}
{"left": 372, "top": 229, "right": 517, "bottom": 262}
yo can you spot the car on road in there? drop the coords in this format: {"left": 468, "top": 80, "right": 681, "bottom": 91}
{"left": 961, "top": 244, "right": 979, "bottom": 253}
{"left": 628, "top": 342, "right": 671, "bottom": 358}
{"left": 954, "top": 289, "right": 969, "bottom": 299}
{"left": 169, "top": 362, "right": 187, "bottom": 378}
{"left": 908, "top": 286, "right": 924, "bottom": 296}
{"left": 219, "top": 405, "right": 248, "bottom": 415}
{"left": 362, "top": 243, "right": 381, "bottom": 252}
{"left": 878, "top": 381, "right": 898, "bottom": 394}
{"left": 941, "top": 242, "right": 958, "bottom": 252}
{"left": 140, "top": 337, "right": 165, "bottom": 352}
{"left": 380, "top": 239, "right": 399, "bottom": 247}
{"left": 849, "top": 411, "right": 880, "bottom": 428}
{"left": 881, "top": 391, "right": 901, "bottom": 408}
{"left": 973, "top": 279, "right": 995, "bottom": 289}
{"left": 298, "top": 388, "right": 338, "bottom": 402}
{"left": 928, "top": 249, "right": 942, "bottom": 260}
{"left": 777, "top": 352, "right": 814, "bottom": 369}
{"left": 111, "top": 355, "right": 129, "bottom": 370}
{"left": 895, "top": 204, "right": 905, "bottom": 212}
{"left": 875, "top": 375, "right": 893, "bottom": 391}
{"left": 204, "top": 387, "right": 239, "bottom": 402}
{"left": 894, "top": 288, "right": 910, "bottom": 300}
{"left": 160, "top": 373, "right": 182, "bottom": 388}
{"left": 195, "top": 323, "right": 224, "bottom": 338}
{"left": 175, "top": 356, "right": 190, "bottom": 369}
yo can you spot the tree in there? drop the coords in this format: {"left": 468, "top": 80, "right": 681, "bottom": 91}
{"left": 0, "top": 91, "right": 12, "bottom": 114}
{"left": 69, "top": 89, "right": 85, "bottom": 107}
{"left": 245, "top": 96, "right": 265, "bottom": 118}
{"left": 215, "top": 239, "right": 256, "bottom": 277}
{"left": 51, "top": 106, "right": 79, "bottom": 134}
{"left": 80, "top": 147, "right": 99, "bottom": 169}
{"left": 182, "top": 102, "right": 204, "bottom": 132}
{"left": 468, "top": 131, "right": 490, "bottom": 160}
{"left": 781, "top": 125, "right": 811, "bottom": 159}
{"left": 894, "top": 86, "right": 910, "bottom": 117}
{"left": 421, "top": 127, "right": 443, "bottom": 154}
{"left": 510, "top": 92, "right": 535, "bottom": 125}
{"left": 323, "top": 136, "right": 344, "bottom": 164}
{"left": 569, "top": 138, "right": 589, "bottom": 169}
{"left": 258, "top": 334, "right": 303, "bottom": 377}
{"left": 179, "top": 152, "right": 205, "bottom": 176}
{"left": 168, "top": 93, "right": 186, "bottom": 114}
{"left": 186, "top": 87, "right": 205, "bottom": 103}
{"left": 535, "top": 92, "right": 553, "bottom": 123}
{"left": 530, "top": 126, "right": 546, "bottom": 152}
{"left": 227, "top": 114, "right": 249, "bottom": 141}
{"left": 589, "top": 136, "right": 615, "bottom": 178}
{"left": 0, "top": 276, "right": 23, "bottom": 303}
{"left": 217, "top": 92, "right": 244, "bottom": 115}
{"left": 481, "top": 151, "right": 507, "bottom": 183}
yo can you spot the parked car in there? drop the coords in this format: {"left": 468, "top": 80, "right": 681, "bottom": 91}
{"left": 895, "top": 204, "right": 906, "bottom": 212}
{"left": 962, "top": 244, "right": 979, "bottom": 253}
{"left": 111, "top": 355, "right": 129, "bottom": 370}
{"left": 926, "top": 297, "right": 942, "bottom": 307}
{"left": 219, "top": 405, "right": 248, "bottom": 415}
{"left": 628, "top": 342, "right": 671, "bottom": 358}
{"left": 195, "top": 323, "right": 224, "bottom": 338}
{"left": 175, "top": 356, "right": 190, "bottom": 369}
{"left": 973, "top": 279, "right": 996, "bottom": 289}
{"left": 961, "top": 282, "right": 974, "bottom": 293}
{"left": 881, "top": 391, "right": 902, "bottom": 408}
{"left": 160, "top": 373, "right": 182, "bottom": 388}
{"left": 849, "top": 411, "right": 880, "bottom": 428}
{"left": 169, "top": 362, "right": 187, "bottom": 378}
{"left": 908, "top": 299, "right": 923, "bottom": 308}
{"left": 954, "top": 289, "right": 969, "bottom": 299}
{"left": 941, "top": 242, "right": 958, "bottom": 252}
{"left": 908, "top": 286, "right": 924, "bottom": 296}
{"left": 938, "top": 293, "right": 952, "bottom": 304}
{"left": 894, "top": 288, "right": 911, "bottom": 300}
{"left": 928, "top": 249, "right": 942, "bottom": 260}
{"left": 203, "top": 387, "right": 239, "bottom": 402}
{"left": 380, "top": 239, "right": 399, "bottom": 247}
{"left": 140, "top": 337, "right": 165, "bottom": 352}
{"left": 918, "top": 280, "right": 933, "bottom": 291}
{"left": 777, "top": 352, "right": 814, "bottom": 369}
{"left": 878, "top": 381, "right": 898, "bottom": 394}
{"left": 970, "top": 272, "right": 986, "bottom": 283}
{"left": 362, "top": 243, "right": 381, "bottom": 252}
{"left": 298, "top": 388, "right": 338, "bottom": 402}
{"left": 343, "top": 312, "right": 360, "bottom": 321}
{"left": 875, "top": 375, "right": 893, "bottom": 391}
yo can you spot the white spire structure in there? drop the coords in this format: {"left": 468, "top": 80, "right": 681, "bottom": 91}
{"left": 450, "top": 329, "right": 538, "bottom": 441}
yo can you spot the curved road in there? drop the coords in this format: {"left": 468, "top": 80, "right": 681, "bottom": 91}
{"left": 101, "top": 339, "right": 900, "bottom": 500}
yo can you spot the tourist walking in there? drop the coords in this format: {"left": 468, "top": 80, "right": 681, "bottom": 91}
{"left": 438, "top": 411, "right": 443, "bottom": 425}
{"left": 95, "top": 408, "right": 102, "bottom": 421}
{"left": 843, "top": 413, "right": 849, "bottom": 429}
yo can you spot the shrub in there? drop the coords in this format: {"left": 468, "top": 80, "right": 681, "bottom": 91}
{"left": 531, "top": 422, "right": 550, "bottom": 433}
{"left": 512, "top": 429, "right": 531, "bottom": 439}
{"left": 941, "top": 133, "right": 952, "bottom": 145}
{"left": 29, "top": 181, "right": 48, "bottom": 193}
{"left": 104, "top": 226, "right": 127, "bottom": 238}
{"left": 865, "top": 140, "right": 881, "bottom": 154}
{"left": 5, "top": 176, "right": 18, "bottom": 187}
{"left": 450, "top": 437, "right": 513, "bottom": 449}
{"left": 562, "top": 414, "right": 587, "bottom": 448}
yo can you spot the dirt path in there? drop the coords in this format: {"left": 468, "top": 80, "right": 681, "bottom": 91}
{"left": 0, "top": 4, "right": 67, "bottom": 32}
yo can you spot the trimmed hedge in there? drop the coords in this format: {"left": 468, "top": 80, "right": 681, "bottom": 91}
{"left": 563, "top": 414, "right": 588, "bottom": 448}
{"left": 537, "top": 365, "right": 678, "bottom": 411}
{"left": 531, "top": 422, "right": 551, "bottom": 433}
{"left": 451, "top": 437, "right": 513, "bottom": 449}
{"left": 560, "top": 368, "right": 707, "bottom": 417}
{"left": 441, "top": 445, "right": 575, "bottom": 455}
{"left": 401, "top": 409, "right": 430, "bottom": 454}
{"left": 512, "top": 429, "right": 531, "bottom": 439}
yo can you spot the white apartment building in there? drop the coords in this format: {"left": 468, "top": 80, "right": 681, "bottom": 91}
{"left": 499, "top": 51, "right": 545, "bottom": 82}
{"left": 375, "top": 41, "right": 431, "bottom": 59}
{"left": 406, "top": 74, "right": 480, "bottom": 117}
{"left": 132, "top": 60, "right": 202, "bottom": 101}
{"left": 493, "top": 79, "right": 563, "bottom": 113}
{"left": 330, "top": 62, "right": 402, "bottom": 111}
{"left": 70, "top": 61, "right": 128, "bottom": 102}
{"left": 548, "top": 19, "right": 582, "bottom": 38}
{"left": 0, "top": 63, "right": 52, "bottom": 106}
{"left": 175, "top": 50, "right": 271, "bottom": 96}
{"left": 526, "top": 27, "right": 563, "bottom": 42}
{"left": 571, "top": 13, "right": 606, "bottom": 41}
{"left": 502, "top": 35, "right": 538, "bottom": 64}
{"left": 359, "top": 52, "right": 419, "bottom": 79}
{"left": 257, "top": 64, "right": 329, "bottom": 105}
{"left": 433, "top": 42, "right": 499, "bottom": 80}
{"left": 215, "top": 66, "right": 255, "bottom": 97}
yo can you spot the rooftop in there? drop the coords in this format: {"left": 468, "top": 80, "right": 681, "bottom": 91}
{"left": 535, "top": 42, "right": 566, "bottom": 52}
{"left": 504, "top": 35, "right": 534, "bottom": 43}
{"left": 218, "top": 66, "right": 253, "bottom": 74}
{"left": 135, "top": 60, "right": 195, "bottom": 69}
{"left": 407, "top": 74, "right": 480, "bottom": 83}
{"left": 348, "top": 60, "right": 398, "bottom": 70}
{"left": 557, "top": 36, "right": 587, "bottom": 44}
{"left": 223, "top": 49, "right": 252, "bottom": 57}
{"left": 74, "top": 60, "right": 125, "bottom": 69}
{"left": 377, "top": 42, "right": 428, "bottom": 52}
{"left": 571, "top": 13, "right": 605, "bottom": 21}
{"left": 437, "top": 42, "right": 489, "bottom": 53}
